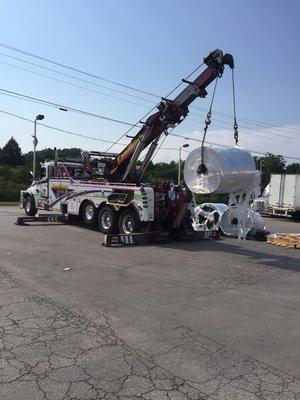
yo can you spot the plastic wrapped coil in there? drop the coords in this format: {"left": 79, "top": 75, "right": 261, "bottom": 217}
{"left": 184, "top": 146, "right": 259, "bottom": 194}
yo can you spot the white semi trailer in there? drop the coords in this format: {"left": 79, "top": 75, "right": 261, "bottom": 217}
{"left": 268, "top": 174, "right": 300, "bottom": 218}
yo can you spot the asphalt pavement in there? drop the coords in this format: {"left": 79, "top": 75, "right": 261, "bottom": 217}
{"left": 0, "top": 206, "right": 299, "bottom": 400}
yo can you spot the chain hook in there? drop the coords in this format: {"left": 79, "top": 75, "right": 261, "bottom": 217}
{"left": 234, "top": 119, "right": 239, "bottom": 145}
{"left": 205, "top": 111, "right": 211, "bottom": 127}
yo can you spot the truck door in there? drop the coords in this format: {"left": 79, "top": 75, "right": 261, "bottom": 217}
{"left": 40, "top": 167, "right": 48, "bottom": 199}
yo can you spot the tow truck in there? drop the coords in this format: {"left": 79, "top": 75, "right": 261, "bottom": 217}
{"left": 20, "top": 49, "right": 235, "bottom": 240}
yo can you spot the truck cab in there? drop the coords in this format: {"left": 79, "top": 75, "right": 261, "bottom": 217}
{"left": 21, "top": 159, "right": 82, "bottom": 214}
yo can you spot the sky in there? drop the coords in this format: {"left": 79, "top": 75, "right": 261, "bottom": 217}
{"left": 0, "top": 0, "right": 299, "bottom": 163}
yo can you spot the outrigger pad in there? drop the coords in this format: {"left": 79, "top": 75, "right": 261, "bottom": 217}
{"left": 15, "top": 214, "right": 68, "bottom": 226}
{"left": 103, "top": 229, "right": 220, "bottom": 247}
{"left": 103, "top": 231, "right": 169, "bottom": 247}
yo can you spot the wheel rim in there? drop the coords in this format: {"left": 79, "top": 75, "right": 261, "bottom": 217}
{"left": 25, "top": 199, "right": 31, "bottom": 213}
{"left": 121, "top": 215, "right": 134, "bottom": 234}
{"left": 85, "top": 204, "right": 94, "bottom": 221}
{"left": 101, "top": 211, "right": 112, "bottom": 230}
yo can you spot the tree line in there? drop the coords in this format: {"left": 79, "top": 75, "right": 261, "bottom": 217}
{"left": 0, "top": 137, "right": 299, "bottom": 202}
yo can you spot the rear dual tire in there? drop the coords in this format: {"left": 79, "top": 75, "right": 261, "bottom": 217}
{"left": 98, "top": 206, "right": 140, "bottom": 235}
{"left": 118, "top": 209, "right": 140, "bottom": 235}
{"left": 81, "top": 201, "right": 97, "bottom": 226}
{"left": 98, "top": 206, "right": 118, "bottom": 234}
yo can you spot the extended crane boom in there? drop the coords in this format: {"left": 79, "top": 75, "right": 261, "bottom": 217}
{"left": 108, "top": 49, "right": 234, "bottom": 182}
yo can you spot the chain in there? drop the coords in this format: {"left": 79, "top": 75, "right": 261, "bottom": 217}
{"left": 232, "top": 69, "right": 239, "bottom": 145}
{"left": 198, "top": 78, "right": 218, "bottom": 173}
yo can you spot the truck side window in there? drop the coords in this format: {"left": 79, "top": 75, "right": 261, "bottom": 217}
{"left": 41, "top": 167, "right": 46, "bottom": 178}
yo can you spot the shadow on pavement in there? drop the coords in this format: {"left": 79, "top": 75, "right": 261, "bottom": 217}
{"left": 157, "top": 238, "right": 300, "bottom": 273}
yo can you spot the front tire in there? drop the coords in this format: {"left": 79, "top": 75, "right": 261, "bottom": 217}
{"left": 24, "top": 195, "right": 37, "bottom": 216}
{"left": 98, "top": 206, "right": 118, "bottom": 234}
{"left": 81, "top": 201, "right": 97, "bottom": 226}
{"left": 118, "top": 209, "right": 140, "bottom": 235}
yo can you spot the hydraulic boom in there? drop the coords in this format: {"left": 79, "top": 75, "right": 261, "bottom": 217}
{"left": 108, "top": 49, "right": 234, "bottom": 182}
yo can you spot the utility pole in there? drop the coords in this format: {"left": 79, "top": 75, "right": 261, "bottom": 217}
{"left": 259, "top": 159, "right": 264, "bottom": 192}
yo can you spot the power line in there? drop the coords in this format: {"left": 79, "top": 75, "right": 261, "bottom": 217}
{"left": 187, "top": 119, "right": 275, "bottom": 144}
{"left": 206, "top": 108, "right": 300, "bottom": 133}
{"left": 1, "top": 42, "right": 298, "bottom": 136}
{"left": 0, "top": 108, "right": 185, "bottom": 154}
{"left": 104, "top": 61, "right": 204, "bottom": 152}
{"left": 1, "top": 107, "right": 299, "bottom": 161}
{"left": 0, "top": 60, "right": 149, "bottom": 109}
{"left": 2, "top": 56, "right": 298, "bottom": 144}
{"left": 0, "top": 42, "right": 159, "bottom": 98}
{"left": 0, "top": 82, "right": 298, "bottom": 148}
{"left": 191, "top": 106, "right": 300, "bottom": 136}
{"left": 169, "top": 132, "right": 300, "bottom": 161}
{"left": 0, "top": 108, "right": 129, "bottom": 145}
{"left": 1, "top": 51, "right": 299, "bottom": 142}
{"left": 187, "top": 115, "right": 300, "bottom": 143}
{"left": 0, "top": 51, "right": 155, "bottom": 104}
{"left": 0, "top": 88, "right": 140, "bottom": 127}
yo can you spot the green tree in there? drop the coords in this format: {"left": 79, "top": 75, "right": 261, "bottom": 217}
{"left": 0, "top": 137, "right": 24, "bottom": 166}
{"left": 254, "top": 153, "right": 285, "bottom": 188}
{"left": 285, "top": 162, "right": 300, "bottom": 173}
{"left": 146, "top": 161, "right": 178, "bottom": 182}
{"left": 24, "top": 148, "right": 82, "bottom": 165}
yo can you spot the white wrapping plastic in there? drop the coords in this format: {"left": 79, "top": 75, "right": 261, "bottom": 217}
{"left": 184, "top": 146, "right": 259, "bottom": 194}
{"left": 220, "top": 208, "right": 265, "bottom": 237}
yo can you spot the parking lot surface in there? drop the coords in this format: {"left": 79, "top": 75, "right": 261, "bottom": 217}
{"left": 0, "top": 206, "right": 299, "bottom": 400}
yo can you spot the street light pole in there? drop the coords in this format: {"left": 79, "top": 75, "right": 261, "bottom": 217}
{"left": 259, "top": 159, "right": 264, "bottom": 193}
{"left": 177, "top": 144, "right": 189, "bottom": 185}
{"left": 32, "top": 114, "right": 44, "bottom": 180}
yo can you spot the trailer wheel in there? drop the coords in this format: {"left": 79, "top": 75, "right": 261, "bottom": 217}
{"left": 119, "top": 209, "right": 140, "bottom": 235}
{"left": 98, "top": 206, "right": 118, "bottom": 234}
{"left": 81, "top": 201, "right": 97, "bottom": 226}
{"left": 24, "top": 195, "right": 37, "bottom": 216}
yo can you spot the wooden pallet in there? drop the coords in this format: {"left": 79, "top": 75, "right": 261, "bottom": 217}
{"left": 267, "top": 234, "right": 300, "bottom": 249}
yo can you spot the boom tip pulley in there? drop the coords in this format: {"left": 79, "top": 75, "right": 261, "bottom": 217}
{"left": 204, "top": 49, "right": 234, "bottom": 76}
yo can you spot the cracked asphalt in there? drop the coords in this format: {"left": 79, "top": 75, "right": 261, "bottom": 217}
{"left": 0, "top": 207, "right": 299, "bottom": 399}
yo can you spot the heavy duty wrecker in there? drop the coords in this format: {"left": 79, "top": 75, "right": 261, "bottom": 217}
{"left": 20, "top": 49, "right": 235, "bottom": 245}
